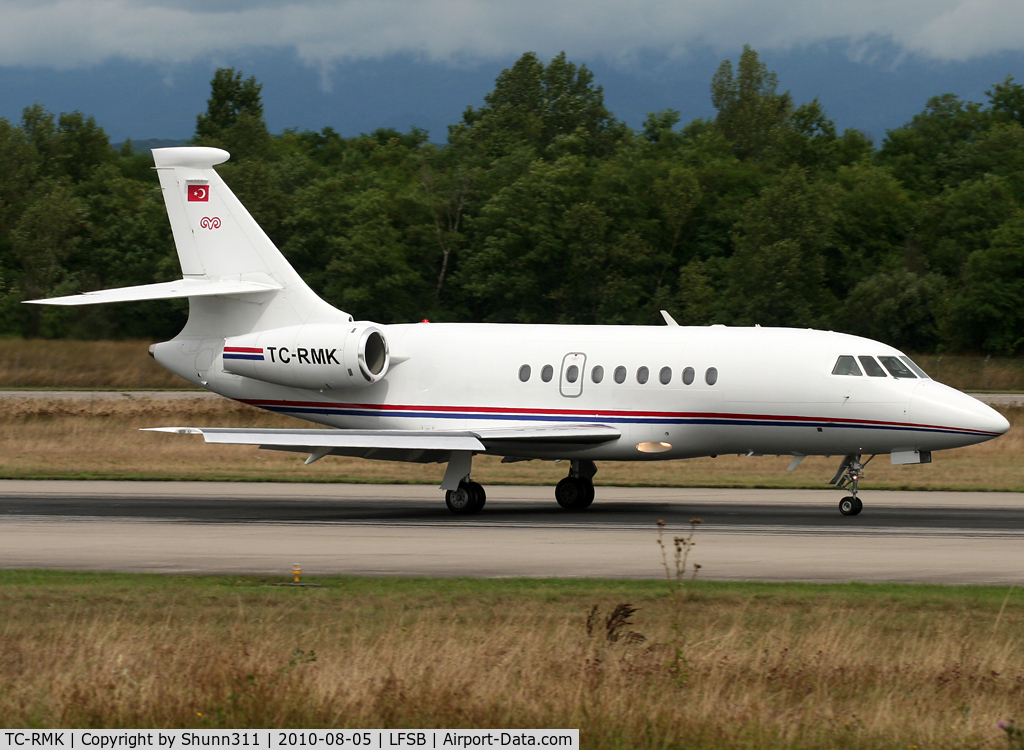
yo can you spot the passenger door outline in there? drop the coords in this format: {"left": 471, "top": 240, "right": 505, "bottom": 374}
{"left": 559, "top": 352, "right": 587, "bottom": 398}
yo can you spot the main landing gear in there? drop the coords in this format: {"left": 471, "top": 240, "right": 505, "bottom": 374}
{"left": 440, "top": 456, "right": 599, "bottom": 515}
{"left": 445, "top": 480, "right": 486, "bottom": 515}
{"left": 830, "top": 454, "right": 874, "bottom": 516}
{"left": 555, "top": 460, "right": 597, "bottom": 511}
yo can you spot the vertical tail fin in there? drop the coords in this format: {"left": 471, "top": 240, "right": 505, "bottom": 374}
{"left": 152, "top": 147, "right": 349, "bottom": 335}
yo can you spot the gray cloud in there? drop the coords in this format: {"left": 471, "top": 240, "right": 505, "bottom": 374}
{"left": 0, "top": 0, "right": 1020, "bottom": 70}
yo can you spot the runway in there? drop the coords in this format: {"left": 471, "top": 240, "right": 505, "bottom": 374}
{"left": 1, "top": 481, "right": 1022, "bottom": 584}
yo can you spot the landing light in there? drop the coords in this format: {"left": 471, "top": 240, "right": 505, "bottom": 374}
{"left": 637, "top": 441, "right": 672, "bottom": 453}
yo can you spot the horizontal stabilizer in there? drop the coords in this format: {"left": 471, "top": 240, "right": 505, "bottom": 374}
{"left": 24, "top": 278, "right": 282, "bottom": 306}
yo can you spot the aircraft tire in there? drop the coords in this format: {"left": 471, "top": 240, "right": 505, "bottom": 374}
{"left": 838, "top": 496, "right": 863, "bottom": 516}
{"left": 467, "top": 481, "right": 486, "bottom": 512}
{"left": 578, "top": 478, "right": 595, "bottom": 509}
{"left": 555, "top": 477, "right": 591, "bottom": 511}
{"left": 446, "top": 482, "right": 484, "bottom": 515}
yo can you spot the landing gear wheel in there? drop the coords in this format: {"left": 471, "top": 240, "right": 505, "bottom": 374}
{"left": 466, "top": 481, "right": 486, "bottom": 511}
{"left": 446, "top": 481, "right": 485, "bottom": 515}
{"left": 838, "top": 496, "right": 863, "bottom": 516}
{"left": 555, "top": 477, "right": 593, "bottom": 510}
{"left": 578, "top": 478, "right": 595, "bottom": 509}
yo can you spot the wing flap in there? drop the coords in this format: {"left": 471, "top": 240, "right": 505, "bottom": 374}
{"left": 24, "top": 278, "right": 282, "bottom": 306}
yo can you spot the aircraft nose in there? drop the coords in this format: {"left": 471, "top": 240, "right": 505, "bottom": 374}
{"left": 910, "top": 384, "right": 1009, "bottom": 441}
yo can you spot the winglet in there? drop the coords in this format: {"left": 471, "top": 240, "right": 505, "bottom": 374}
{"left": 660, "top": 310, "right": 679, "bottom": 326}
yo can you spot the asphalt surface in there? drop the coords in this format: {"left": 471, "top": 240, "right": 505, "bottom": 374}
{"left": 1, "top": 482, "right": 1022, "bottom": 583}
{"left": 0, "top": 481, "right": 1022, "bottom": 532}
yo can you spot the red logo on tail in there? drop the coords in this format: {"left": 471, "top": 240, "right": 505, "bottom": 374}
{"left": 187, "top": 185, "right": 209, "bottom": 202}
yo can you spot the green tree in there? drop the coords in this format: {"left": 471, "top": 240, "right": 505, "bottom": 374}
{"left": 987, "top": 75, "right": 1024, "bottom": 126}
{"left": 450, "top": 52, "right": 628, "bottom": 160}
{"left": 944, "top": 212, "right": 1024, "bottom": 353}
{"left": 721, "top": 168, "right": 838, "bottom": 327}
{"left": 841, "top": 268, "right": 948, "bottom": 351}
{"left": 914, "top": 175, "right": 1018, "bottom": 276}
{"left": 830, "top": 161, "right": 914, "bottom": 288}
{"left": 8, "top": 180, "right": 87, "bottom": 336}
{"left": 710, "top": 45, "right": 793, "bottom": 161}
{"left": 195, "top": 68, "right": 272, "bottom": 160}
{"left": 318, "top": 188, "right": 431, "bottom": 322}
{"left": 878, "top": 94, "right": 990, "bottom": 193}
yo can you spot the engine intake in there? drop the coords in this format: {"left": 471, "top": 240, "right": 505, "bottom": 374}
{"left": 222, "top": 323, "right": 390, "bottom": 390}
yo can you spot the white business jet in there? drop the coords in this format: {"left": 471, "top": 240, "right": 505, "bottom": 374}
{"left": 27, "top": 147, "right": 1010, "bottom": 516}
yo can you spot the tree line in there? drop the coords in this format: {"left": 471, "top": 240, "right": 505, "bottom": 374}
{"left": 1, "top": 47, "right": 1023, "bottom": 353}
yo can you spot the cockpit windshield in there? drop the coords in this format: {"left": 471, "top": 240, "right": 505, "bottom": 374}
{"left": 878, "top": 356, "right": 917, "bottom": 378}
{"left": 832, "top": 354, "right": 931, "bottom": 379}
{"left": 831, "top": 356, "right": 862, "bottom": 376}
{"left": 899, "top": 356, "right": 930, "bottom": 378}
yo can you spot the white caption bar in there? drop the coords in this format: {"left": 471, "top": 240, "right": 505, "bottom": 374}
{"left": 0, "top": 731, "right": 578, "bottom": 750}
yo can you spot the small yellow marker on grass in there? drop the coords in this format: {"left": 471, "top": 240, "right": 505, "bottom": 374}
{"left": 293, "top": 564, "right": 301, "bottom": 583}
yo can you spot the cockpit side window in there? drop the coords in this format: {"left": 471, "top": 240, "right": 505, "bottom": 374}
{"left": 859, "top": 356, "right": 887, "bottom": 377}
{"left": 900, "top": 356, "right": 930, "bottom": 379}
{"left": 878, "top": 355, "right": 917, "bottom": 378}
{"left": 832, "top": 355, "right": 862, "bottom": 376}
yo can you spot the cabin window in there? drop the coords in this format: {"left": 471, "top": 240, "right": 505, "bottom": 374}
{"left": 879, "top": 356, "right": 917, "bottom": 379}
{"left": 566, "top": 365, "right": 579, "bottom": 383}
{"left": 705, "top": 367, "right": 718, "bottom": 386}
{"left": 832, "top": 356, "right": 862, "bottom": 376}
{"left": 637, "top": 366, "right": 649, "bottom": 384}
{"left": 541, "top": 364, "right": 554, "bottom": 382}
{"left": 900, "top": 356, "right": 930, "bottom": 379}
{"left": 659, "top": 366, "right": 672, "bottom": 385}
{"left": 859, "top": 356, "right": 886, "bottom": 377}
{"left": 682, "top": 367, "right": 695, "bottom": 385}
{"left": 591, "top": 365, "right": 604, "bottom": 383}
{"left": 614, "top": 366, "right": 627, "bottom": 384}
{"left": 518, "top": 364, "right": 531, "bottom": 382}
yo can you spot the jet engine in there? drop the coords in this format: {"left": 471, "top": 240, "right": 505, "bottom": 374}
{"left": 221, "top": 323, "right": 390, "bottom": 390}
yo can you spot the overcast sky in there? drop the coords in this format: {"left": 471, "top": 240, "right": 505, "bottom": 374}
{"left": 0, "top": 0, "right": 1022, "bottom": 141}
{"left": 3, "top": 0, "right": 1023, "bottom": 67}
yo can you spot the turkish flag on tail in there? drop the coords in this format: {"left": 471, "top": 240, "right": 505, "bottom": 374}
{"left": 187, "top": 185, "right": 210, "bottom": 202}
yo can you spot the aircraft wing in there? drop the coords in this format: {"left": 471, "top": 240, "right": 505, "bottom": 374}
{"left": 143, "top": 423, "right": 620, "bottom": 463}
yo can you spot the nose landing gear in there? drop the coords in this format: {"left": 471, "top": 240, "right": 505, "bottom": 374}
{"left": 830, "top": 454, "right": 873, "bottom": 516}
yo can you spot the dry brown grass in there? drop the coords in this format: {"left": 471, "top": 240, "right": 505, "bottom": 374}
{"left": 2, "top": 339, "right": 1024, "bottom": 392}
{"left": 909, "top": 352, "right": 1024, "bottom": 392}
{"left": 1, "top": 573, "right": 1022, "bottom": 749}
{"left": 0, "top": 339, "right": 193, "bottom": 389}
{"left": 0, "top": 395, "right": 1021, "bottom": 490}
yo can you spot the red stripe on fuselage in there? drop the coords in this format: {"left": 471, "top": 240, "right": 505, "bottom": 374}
{"left": 237, "top": 398, "right": 995, "bottom": 436}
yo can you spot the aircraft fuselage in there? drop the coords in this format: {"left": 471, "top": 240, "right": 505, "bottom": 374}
{"left": 153, "top": 322, "right": 1006, "bottom": 463}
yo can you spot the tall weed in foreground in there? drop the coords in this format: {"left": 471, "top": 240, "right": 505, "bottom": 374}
{"left": 657, "top": 517, "right": 702, "bottom": 681}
